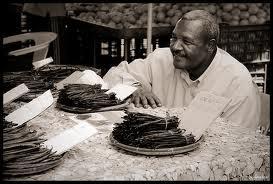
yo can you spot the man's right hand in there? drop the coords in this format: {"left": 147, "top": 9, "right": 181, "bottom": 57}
{"left": 130, "top": 87, "right": 162, "bottom": 108}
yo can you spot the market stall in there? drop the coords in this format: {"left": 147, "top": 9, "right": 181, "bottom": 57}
{"left": 4, "top": 3, "right": 271, "bottom": 181}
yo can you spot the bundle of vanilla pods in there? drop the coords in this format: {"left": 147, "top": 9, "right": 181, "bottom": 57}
{"left": 3, "top": 65, "right": 87, "bottom": 102}
{"left": 3, "top": 120, "right": 64, "bottom": 177}
{"left": 3, "top": 71, "right": 52, "bottom": 97}
{"left": 112, "top": 111, "right": 195, "bottom": 149}
{"left": 57, "top": 84, "right": 123, "bottom": 113}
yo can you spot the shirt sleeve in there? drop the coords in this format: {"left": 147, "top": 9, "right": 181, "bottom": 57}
{"left": 103, "top": 50, "right": 160, "bottom": 91}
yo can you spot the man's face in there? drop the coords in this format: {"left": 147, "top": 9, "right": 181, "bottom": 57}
{"left": 170, "top": 19, "right": 209, "bottom": 71}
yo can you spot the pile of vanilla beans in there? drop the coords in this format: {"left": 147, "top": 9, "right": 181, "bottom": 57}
{"left": 112, "top": 111, "right": 195, "bottom": 149}
{"left": 3, "top": 65, "right": 84, "bottom": 102}
{"left": 3, "top": 120, "right": 64, "bottom": 177}
{"left": 57, "top": 84, "right": 123, "bottom": 113}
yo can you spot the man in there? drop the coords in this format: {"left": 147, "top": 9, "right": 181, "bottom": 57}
{"left": 103, "top": 10, "right": 261, "bottom": 129}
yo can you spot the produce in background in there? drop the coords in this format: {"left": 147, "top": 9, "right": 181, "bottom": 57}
{"left": 65, "top": 3, "right": 270, "bottom": 28}
{"left": 219, "top": 3, "right": 269, "bottom": 25}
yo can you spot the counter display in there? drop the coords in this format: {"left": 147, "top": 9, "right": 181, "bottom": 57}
{"left": 3, "top": 100, "right": 270, "bottom": 181}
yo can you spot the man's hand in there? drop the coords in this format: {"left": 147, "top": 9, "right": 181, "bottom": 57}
{"left": 130, "top": 87, "right": 162, "bottom": 108}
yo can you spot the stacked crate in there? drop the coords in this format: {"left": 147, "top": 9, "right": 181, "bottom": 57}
{"left": 218, "top": 24, "right": 270, "bottom": 93}
{"left": 65, "top": 3, "right": 270, "bottom": 28}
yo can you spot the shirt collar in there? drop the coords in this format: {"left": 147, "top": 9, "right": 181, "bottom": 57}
{"left": 180, "top": 47, "right": 221, "bottom": 86}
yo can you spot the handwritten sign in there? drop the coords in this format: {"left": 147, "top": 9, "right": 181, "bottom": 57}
{"left": 42, "top": 120, "right": 97, "bottom": 155}
{"left": 179, "top": 91, "right": 231, "bottom": 140}
{"left": 55, "top": 71, "right": 84, "bottom": 90}
{"left": 106, "top": 84, "right": 137, "bottom": 101}
{"left": 32, "top": 57, "right": 53, "bottom": 70}
{"left": 75, "top": 113, "right": 108, "bottom": 122}
{"left": 55, "top": 70, "right": 108, "bottom": 90}
{"left": 3, "top": 83, "right": 29, "bottom": 105}
{"left": 75, "top": 70, "right": 108, "bottom": 89}
{"left": 5, "top": 90, "right": 54, "bottom": 126}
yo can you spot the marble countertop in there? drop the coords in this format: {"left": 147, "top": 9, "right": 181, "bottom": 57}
{"left": 4, "top": 102, "right": 270, "bottom": 181}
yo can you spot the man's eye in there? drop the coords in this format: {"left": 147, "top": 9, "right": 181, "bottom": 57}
{"left": 184, "top": 40, "right": 191, "bottom": 45}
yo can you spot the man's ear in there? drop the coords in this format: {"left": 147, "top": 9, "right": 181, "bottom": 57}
{"left": 207, "top": 39, "right": 216, "bottom": 53}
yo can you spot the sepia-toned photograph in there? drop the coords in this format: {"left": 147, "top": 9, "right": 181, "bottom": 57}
{"left": 3, "top": 2, "right": 270, "bottom": 181}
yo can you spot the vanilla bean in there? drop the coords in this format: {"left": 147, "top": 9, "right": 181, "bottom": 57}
{"left": 4, "top": 138, "right": 46, "bottom": 147}
{"left": 3, "top": 123, "right": 27, "bottom": 134}
{"left": 15, "top": 148, "right": 53, "bottom": 162}
{"left": 10, "top": 152, "right": 52, "bottom": 165}
{"left": 4, "top": 146, "right": 39, "bottom": 155}
{"left": 112, "top": 111, "right": 196, "bottom": 149}
{"left": 3, "top": 143, "right": 38, "bottom": 151}
{"left": 3, "top": 152, "right": 37, "bottom": 163}
{"left": 3, "top": 130, "right": 37, "bottom": 142}
{"left": 57, "top": 84, "right": 123, "bottom": 113}
{"left": 3, "top": 159, "right": 63, "bottom": 176}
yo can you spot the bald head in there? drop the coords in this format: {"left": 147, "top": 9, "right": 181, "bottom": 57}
{"left": 178, "top": 10, "right": 219, "bottom": 43}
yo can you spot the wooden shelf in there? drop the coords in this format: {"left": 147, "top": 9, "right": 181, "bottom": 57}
{"left": 245, "top": 59, "right": 269, "bottom": 93}
{"left": 220, "top": 24, "right": 270, "bottom": 32}
{"left": 243, "top": 59, "right": 270, "bottom": 64}
{"left": 120, "top": 26, "right": 173, "bottom": 39}
{"left": 219, "top": 40, "right": 270, "bottom": 44}
{"left": 70, "top": 17, "right": 174, "bottom": 39}
{"left": 68, "top": 17, "right": 120, "bottom": 39}
{"left": 250, "top": 71, "right": 265, "bottom": 74}
{"left": 253, "top": 81, "right": 265, "bottom": 84}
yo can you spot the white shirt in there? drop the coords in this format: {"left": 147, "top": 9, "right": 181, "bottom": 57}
{"left": 103, "top": 47, "right": 261, "bottom": 129}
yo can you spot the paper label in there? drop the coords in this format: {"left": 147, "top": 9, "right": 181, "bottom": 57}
{"left": 75, "top": 113, "right": 108, "bottom": 122}
{"left": 179, "top": 91, "right": 231, "bottom": 140}
{"left": 69, "top": 115, "right": 107, "bottom": 129}
{"left": 75, "top": 70, "right": 109, "bottom": 89}
{"left": 42, "top": 121, "right": 97, "bottom": 155}
{"left": 3, "top": 83, "right": 29, "bottom": 105}
{"left": 33, "top": 57, "right": 53, "bottom": 70}
{"left": 5, "top": 90, "right": 54, "bottom": 126}
{"left": 55, "top": 71, "right": 84, "bottom": 90}
{"left": 106, "top": 84, "right": 137, "bottom": 101}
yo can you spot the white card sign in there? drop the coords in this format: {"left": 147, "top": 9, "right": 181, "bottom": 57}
{"left": 75, "top": 113, "right": 108, "bottom": 122}
{"left": 75, "top": 70, "right": 109, "bottom": 89}
{"left": 3, "top": 83, "right": 29, "bottom": 105}
{"left": 55, "top": 71, "right": 84, "bottom": 90}
{"left": 179, "top": 91, "right": 231, "bottom": 140}
{"left": 42, "top": 121, "right": 97, "bottom": 155}
{"left": 32, "top": 57, "right": 53, "bottom": 70}
{"left": 106, "top": 84, "right": 137, "bottom": 101}
{"left": 5, "top": 90, "right": 54, "bottom": 126}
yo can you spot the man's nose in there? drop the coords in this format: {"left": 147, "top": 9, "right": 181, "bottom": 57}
{"left": 172, "top": 40, "right": 183, "bottom": 51}
{"left": 171, "top": 43, "right": 184, "bottom": 56}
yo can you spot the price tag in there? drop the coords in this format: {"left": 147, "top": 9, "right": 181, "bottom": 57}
{"left": 179, "top": 91, "right": 231, "bottom": 140}
{"left": 3, "top": 83, "right": 29, "bottom": 105}
{"left": 32, "top": 57, "right": 53, "bottom": 70}
{"left": 55, "top": 71, "right": 84, "bottom": 90}
{"left": 75, "top": 113, "right": 108, "bottom": 122}
{"left": 5, "top": 90, "right": 54, "bottom": 126}
{"left": 42, "top": 121, "right": 97, "bottom": 155}
{"left": 75, "top": 70, "right": 108, "bottom": 89}
{"left": 106, "top": 84, "right": 137, "bottom": 101}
